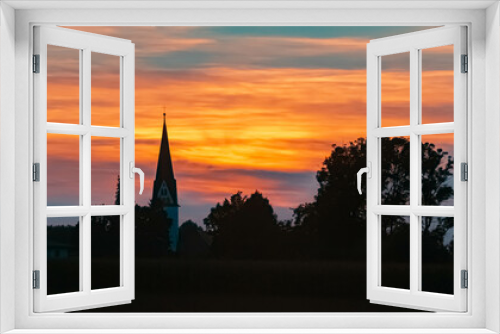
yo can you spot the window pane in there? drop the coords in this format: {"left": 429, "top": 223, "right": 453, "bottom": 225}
{"left": 91, "top": 215, "right": 121, "bottom": 289}
{"left": 422, "top": 134, "right": 454, "bottom": 206}
{"left": 47, "top": 134, "right": 80, "bottom": 206}
{"left": 421, "top": 216, "right": 454, "bottom": 294}
{"left": 381, "top": 215, "right": 410, "bottom": 290}
{"left": 381, "top": 136, "right": 410, "bottom": 205}
{"left": 92, "top": 137, "right": 121, "bottom": 205}
{"left": 381, "top": 52, "right": 410, "bottom": 127}
{"left": 47, "top": 45, "right": 80, "bottom": 124}
{"left": 92, "top": 52, "right": 120, "bottom": 127}
{"left": 47, "top": 217, "right": 80, "bottom": 295}
{"left": 421, "top": 45, "right": 454, "bottom": 124}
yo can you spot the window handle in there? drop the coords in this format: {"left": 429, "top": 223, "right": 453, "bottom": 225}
{"left": 129, "top": 162, "right": 145, "bottom": 195}
{"left": 357, "top": 162, "right": 371, "bottom": 195}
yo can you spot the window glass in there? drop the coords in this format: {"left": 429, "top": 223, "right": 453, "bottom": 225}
{"left": 47, "top": 45, "right": 80, "bottom": 124}
{"left": 47, "top": 134, "right": 80, "bottom": 206}
{"left": 421, "top": 45, "right": 454, "bottom": 124}
{"left": 91, "top": 215, "right": 121, "bottom": 290}
{"left": 381, "top": 215, "right": 410, "bottom": 290}
{"left": 422, "top": 134, "right": 454, "bottom": 206}
{"left": 47, "top": 217, "right": 80, "bottom": 295}
{"left": 92, "top": 52, "right": 121, "bottom": 127}
{"left": 381, "top": 136, "right": 410, "bottom": 205}
{"left": 91, "top": 137, "right": 121, "bottom": 205}
{"left": 381, "top": 52, "right": 410, "bottom": 127}
{"left": 421, "top": 216, "right": 454, "bottom": 294}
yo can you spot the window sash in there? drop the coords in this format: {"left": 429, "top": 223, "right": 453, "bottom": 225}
{"left": 32, "top": 26, "right": 136, "bottom": 313}
{"left": 366, "top": 26, "right": 467, "bottom": 312}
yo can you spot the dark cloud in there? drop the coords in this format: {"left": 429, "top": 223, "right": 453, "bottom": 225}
{"left": 195, "top": 26, "right": 435, "bottom": 40}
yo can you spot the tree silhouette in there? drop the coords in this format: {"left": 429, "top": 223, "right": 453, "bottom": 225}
{"left": 292, "top": 138, "right": 368, "bottom": 259}
{"left": 135, "top": 200, "right": 172, "bottom": 257}
{"left": 114, "top": 175, "right": 121, "bottom": 205}
{"left": 381, "top": 137, "right": 410, "bottom": 205}
{"left": 204, "top": 191, "right": 282, "bottom": 259}
{"left": 198, "top": 137, "right": 453, "bottom": 264}
{"left": 422, "top": 141, "right": 454, "bottom": 206}
{"left": 204, "top": 191, "right": 246, "bottom": 235}
{"left": 420, "top": 140, "right": 454, "bottom": 282}
{"left": 380, "top": 138, "right": 454, "bottom": 274}
{"left": 178, "top": 220, "right": 211, "bottom": 258}
{"left": 292, "top": 137, "right": 454, "bottom": 262}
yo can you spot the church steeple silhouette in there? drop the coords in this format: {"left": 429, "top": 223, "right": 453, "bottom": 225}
{"left": 153, "top": 112, "right": 179, "bottom": 251}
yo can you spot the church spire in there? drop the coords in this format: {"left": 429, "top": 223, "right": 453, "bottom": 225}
{"left": 152, "top": 112, "right": 178, "bottom": 206}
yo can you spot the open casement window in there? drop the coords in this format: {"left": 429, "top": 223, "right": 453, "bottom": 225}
{"left": 33, "top": 26, "right": 142, "bottom": 312}
{"left": 363, "top": 26, "right": 467, "bottom": 312}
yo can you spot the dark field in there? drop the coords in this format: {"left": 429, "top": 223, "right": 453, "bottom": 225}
{"left": 67, "top": 258, "right": 436, "bottom": 313}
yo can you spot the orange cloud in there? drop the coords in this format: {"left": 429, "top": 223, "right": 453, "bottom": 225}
{"left": 46, "top": 28, "right": 455, "bottom": 221}
{"left": 68, "top": 26, "right": 215, "bottom": 57}
{"left": 132, "top": 67, "right": 367, "bottom": 173}
{"left": 47, "top": 64, "right": 454, "bottom": 210}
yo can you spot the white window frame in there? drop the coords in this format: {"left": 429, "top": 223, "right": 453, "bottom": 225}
{"left": 366, "top": 26, "right": 468, "bottom": 312}
{"left": 0, "top": 1, "right": 499, "bottom": 333}
{"left": 33, "top": 26, "right": 136, "bottom": 313}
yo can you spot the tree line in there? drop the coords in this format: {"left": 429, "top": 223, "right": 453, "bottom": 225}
{"left": 48, "top": 136, "right": 454, "bottom": 264}
{"left": 200, "top": 137, "right": 454, "bottom": 263}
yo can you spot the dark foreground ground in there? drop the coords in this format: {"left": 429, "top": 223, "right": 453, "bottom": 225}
{"left": 64, "top": 258, "right": 429, "bottom": 312}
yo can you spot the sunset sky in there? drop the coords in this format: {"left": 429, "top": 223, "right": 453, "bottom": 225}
{"left": 46, "top": 26, "right": 454, "bottom": 225}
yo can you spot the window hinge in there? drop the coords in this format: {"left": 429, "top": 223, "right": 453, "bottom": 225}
{"left": 461, "top": 270, "right": 468, "bottom": 289}
{"left": 461, "top": 54, "right": 468, "bottom": 73}
{"left": 33, "top": 270, "right": 40, "bottom": 289}
{"left": 33, "top": 54, "right": 40, "bottom": 73}
{"left": 461, "top": 162, "right": 468, "bottom": 181}
{"left": 33, "top": 163, "right": 40, "bottom": 182}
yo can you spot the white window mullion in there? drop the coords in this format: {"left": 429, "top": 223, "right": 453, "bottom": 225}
{"left": 46, "top": 124, "right": 129, "bottom": 138}
{"left": 373, "top": 124, "right": 455, "bottom": 138}
{"left": 374, "top": 205, "right": 455, "bottom": 217}
{"left": 412, "top": 206, "right": 454, "bottom": 217}
{"left": 78, "top": 47, "right": 84, "bottom": 294}
{"left": 47, "top": 123, "right": 88, "bottom": 135}
{"left": 373, "top": 126, "right": 411, "bottom": 138}
{"left": 373, "top": 205, "right": 411, "bottom": 216}
{"left": 409, "top": 47, "right": 420, "bottom": 295}
{"left": 78, "top": 217, "right": 84, "bottom": 293}
{"left": 365, "top": 44, "right": 380, "bottom": 299}
{"left": 119, "top": 55, "right": 125, "bottom": 288}
{"left": 417, "top": 46, "right": 425, "bottom": 294}
{"left": 46, "top": 206, "right": 89, "bottom": 217}
{"left": 376, "top": 215, "right": 382, "bottom": 288}
{"left": 413, "top": 123, "right": 454, "bottom": 135}
{"left": 81, "top": 214, "right": 91, "bottom": 294}
{"left": 82, "top": 48, "right": 91, "bottom": 209}
{"left": 90, "top": 205, "right": 129, "bottom": 216}
{"left": 90, "top": 127, "right": 130, "bottom": 138}
{"left": 82, "top": 47, "right": 92, "bottom": 295}
{"left": 121, "top": 47, "right": 135, "bottom": 294}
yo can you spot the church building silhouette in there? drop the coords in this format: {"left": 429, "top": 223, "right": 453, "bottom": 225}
{"left": 152, "top": 113, "right": 179, "bottom": 251}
